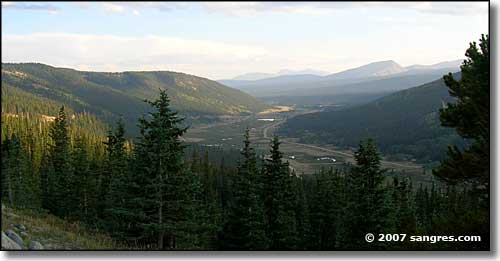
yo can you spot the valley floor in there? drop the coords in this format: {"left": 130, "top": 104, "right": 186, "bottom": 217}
{"left": 185, "top": 109, "right": 424, "bottom": 176}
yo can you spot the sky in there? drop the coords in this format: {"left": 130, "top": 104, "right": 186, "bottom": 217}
{"left": 1, "top": 2, "right": 489, "bottom": 80}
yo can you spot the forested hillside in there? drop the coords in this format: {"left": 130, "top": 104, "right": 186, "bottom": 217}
{"left": 2, "top": 91, "right": 488, "bottom": 250}
{"left": 279, "top": 74, "right": 465, "bottom": 163}
{"left": 1, "top": 63, "right": 271, "bottom": 132}
{"left": 1, "top": 36, "right": 489, "bottom": 251}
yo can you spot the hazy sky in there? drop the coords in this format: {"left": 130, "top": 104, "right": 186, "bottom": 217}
{"left": 2, "top": 2, "right": 489, "bottom": 79}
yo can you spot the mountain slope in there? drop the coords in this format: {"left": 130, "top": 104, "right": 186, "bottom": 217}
{"left": 219, "top": 60, "right": 460, "bottom": 98}
{"left": 405, "top": 59, "right": 462, "bottom": 71}
{"left": 278, "top": 73, "right": 465, "bottom": 162}
{"left": 2, "top": 63, "right": 271, "bottom": 131}
{"left": 232, "top": 72, "right": 274, "bottom": 81}
{"left": 288, "top": 72, "right": 448, "bottom": 96}
{"left": 324, "top": 60, "right": 405, "bottom": 80}
{"left": 229, "top": 68, "right": 329, "bottom": 81}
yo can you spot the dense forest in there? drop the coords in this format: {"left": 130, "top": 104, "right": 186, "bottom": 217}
{"left": 1, "top": 35, "right": 489, "bottom": 250}
{"left": 1, "top": 63, "right": 270, "bottom": 133}
{"left": 279, "top": 74, "right": 466, "bottom": 163}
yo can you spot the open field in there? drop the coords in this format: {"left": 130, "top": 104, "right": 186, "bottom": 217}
{"left": 258, "top": 105, "right": 293, "bottom": 115}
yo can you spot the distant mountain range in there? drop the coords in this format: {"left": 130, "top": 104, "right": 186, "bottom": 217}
{"left": 278, "top": 73, "right": 465, "bottom": 162}
{"left": 1, "top": 63, "right": 271, "bottom": 133}
{"left": 230, "top": 68, "right": 329, "bottom": 81}
{"left": 218, "top": 59, "right": 462, "bottom": 99}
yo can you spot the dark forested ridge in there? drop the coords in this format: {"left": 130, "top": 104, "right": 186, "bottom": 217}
{"left": 279, "top": 73, "right": 466, "bottom": 163}
{"left": 1, "top": 63, "right": 271, "bottom": 132}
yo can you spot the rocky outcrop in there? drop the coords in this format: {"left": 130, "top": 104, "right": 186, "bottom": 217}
{"left": 15, "top": 224, "right": 26, "bottom": 232}
{"left": 5, "top": 229, "right": 23, "bottom": 247}
{"left": 2, "top": 231, "right": 22, "bottom": 250}
{"left": 28, "top": 240, "right": 44, "bottom": 250}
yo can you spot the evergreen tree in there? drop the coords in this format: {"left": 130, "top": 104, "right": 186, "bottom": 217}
{"left": 103, "top": 118, "right": 133, "bottom": 240}
{"left": 433, "top": 34, "right": 489, "bottom": 196}
{"left": 45, "top": 106, "right": 73, "bottom": 217}
{"left": 263, "top": 136, "right": 298, "bottom": 249}
{"left": 1, "top": 135, "right": 34, "bottom": 208}
{"left": 219, "top": 129, "right": 269, "bottom": 250}
{"left": 433, "top": 34, "right": 490, "bottom": 250}
{"left": 70, "top": 136, "right": 91, "bottom": 221}
{"left": 337, "top": 139, "right": 386, "bottom": 249}
{"left": 294, "top": 174, "right": 312, "bottom": 250}
{"left": 134, "top": 89, "right": 190, "bottom": 249}
{"left": 308, "top": 168, "right": 343, "bottom": 250}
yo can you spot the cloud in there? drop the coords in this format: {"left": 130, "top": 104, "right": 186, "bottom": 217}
{"left": 199, "top": 2, "right": 488, "bottom": 17}
{"left": 89, "top": 2, "right": 486, "bottom": 17}
{"left": 1, "top": 2, "right": 61, "bottom": 14}
{"left": 2, "top": 33, "right": 270, "bottom": 79}
{"left": 98, "top": 2, "right": 186, "bottom": 15}
{"left": 102, "top": 3, "right": 125, "bottom": 13}
{"left": 4, "top": 2, "right": 486, "bottom": 17}
{"left": 2, "top": 30, "right": 474, "bottom": 79}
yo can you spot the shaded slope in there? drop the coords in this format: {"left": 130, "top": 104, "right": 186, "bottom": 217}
{"left": 278, "top": 74, "right": 465, "bottom": 162}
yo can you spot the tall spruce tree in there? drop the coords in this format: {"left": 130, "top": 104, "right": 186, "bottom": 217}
{"left": 219, "top": 129, "right": 269, "bottom": 250}
{"left": 263, "top": 136, "right": 298, "bottom": 249}
{"left": 70, "top": 136, "right": 90, "bottom": 221}
{"left": 104, "top": 118, "right": 133, "bottom": 240}
{"left": 337, "top": 139, "right": 386, "bottom": 249}
{"left": 134, "top": 89, "right": 190, "bottom": 249}
{"left": 1, "top": 135, "right": 33, "bottom": 207}
{"left": 45, "top": 106, "right": 73, "bottom": 217}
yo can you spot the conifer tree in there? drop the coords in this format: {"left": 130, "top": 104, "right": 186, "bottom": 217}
{"left": 134, "top": 89, "right": 189, "bottom": 249}
{"left": 263, "top": 136, "right": 298, "bottom": 249}
{"left": 70, "top": 136, "right": 90, "bottom": 220}
{"left": 434, "top": 34, "right": 489, "bottom": 195}
{"left": 104, "top": 118, "right": 133, "bottom": 240}
{"left": 219, "top": 129, "right": 269, "bottom": 250}
{"left": 337, "top": 139, "right": 386, "bottom": 249}
{"left": 46, "top": 106, "right": 73, "bottom": 217}
{"left": 433, "top": 34, "right": 490, "bottom": 250}
{"left": 1, "top": 135, "right": 32, "bottom": 207}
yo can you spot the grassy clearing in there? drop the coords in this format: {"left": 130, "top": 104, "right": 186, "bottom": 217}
{"left": 1, "top": 205, "right": 124, "bottom": 250}
{"left": 258, "top": 106, "right": 293, "bottom": 115}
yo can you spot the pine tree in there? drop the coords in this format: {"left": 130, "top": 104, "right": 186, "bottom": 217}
{"left": 133, "top": 89, "right": 190, "bottom": 249}
{"left": 263, "top": 136, "right": 298, "bottom": 249}
{"left": 433, "top": 34, "right": 489, "bottom": 195}
{"left": 432, "top": 34, "right": 490, "bottom": 250}
{"left": 219, "top": 129, "right": 269, "bottom": 250}
{"left": 294, "top": 174, "right": 312, "bottom": 250}
{"left": 337, "top": 139, "right": 386, "bottom": 249}
{"left": 70, "top": 136, "right": 90, "bottom": 220}
{"left": 45, "top": 106, "right": 73, "bottom": 217}
{"left": 1, "top": 135, "right": 32, "bottom": 207}
{"left": 104, "top": 118, "right": 133, "bottom": 240}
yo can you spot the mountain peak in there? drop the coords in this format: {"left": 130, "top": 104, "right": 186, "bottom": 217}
{"left": 405, "top": 59, "right": 462, "bottom": 70}
{"left": 327, "top": 60, "right": 405, "bottom": 80}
